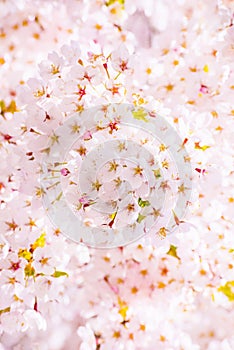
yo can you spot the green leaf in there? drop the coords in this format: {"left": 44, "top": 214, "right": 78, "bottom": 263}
{"left": 218, "top": 281, "right": 234, "bottom": 301}
{"left": 24, "top": 263, "right": 35, "bottom": 277}
{"left": 132, "top": 109, "right": 149, "bottom": 122}
{"left": 137, "top": 214, "right": 146, "bottom": 223}
{"left": 138, "top": 197, "right": 150, "bottom": 208}
{"left": 167, "top": 245, "right": 180, "bottom": 259}
{"left": 153, "top": 169, "right": 161, "bottom": 179}
{"left": 52, "top": 270, "right": 69, "bottom": 278}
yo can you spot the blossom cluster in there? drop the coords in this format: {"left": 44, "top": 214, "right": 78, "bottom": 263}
{"left": 0, "top": 0, "right": 234, "bottom": 349}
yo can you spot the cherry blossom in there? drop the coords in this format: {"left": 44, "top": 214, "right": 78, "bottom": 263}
{"left": 0, "top": 0, "right": 233, "bottom": 349}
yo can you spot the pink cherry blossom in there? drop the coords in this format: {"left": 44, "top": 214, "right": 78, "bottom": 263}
{"left": 0, "top": 0, "right": 233, "bottom": 349}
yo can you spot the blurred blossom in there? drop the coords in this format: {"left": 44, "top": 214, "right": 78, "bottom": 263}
{"left": 0, "top": 0, "right": 233, "bottom": 349}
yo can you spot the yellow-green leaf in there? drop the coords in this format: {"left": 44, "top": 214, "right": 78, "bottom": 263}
{"left": 138, "top": 197, "right": 150, "bottom": 208}
{"left": 132, "top": 109, "right": 149, "bottom": 122}
{"left": 137, "top": 214, "right": 146, "bottom": 223}
{"left": 0, "top": 99, "right": 19, "bottom": 115}
{"left": 52, "top": 270, "right": 69, "bottom": 278}
{"left": 153, "top": 169, "right": 161, "bottom": 178}
{"left": 105, "top": 0, "right": 124, "bottom": 6}
{"left": 18, "top": 249, "right": 32, "bottom": 262}
{"left": 24, "top": 263, "right": 35, "bottom": 277}
{"left": 218, "top": 281, "right": 234, "bottom": 301}
{"left": 32, "top": 233, "right": 46, "bottom": 250}
{"left": 167, "top": 245, "right": 180, "bottom": 259}
{"left": 6, "top": 100, "right": 19, "bottom": 114}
